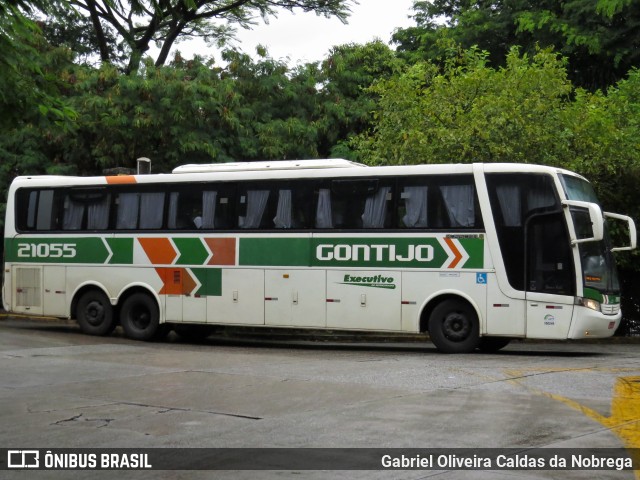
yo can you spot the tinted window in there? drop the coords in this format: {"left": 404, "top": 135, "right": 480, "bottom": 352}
{"left": 397, "top": 175, "right": 482, "bottom": 230}
{"left": 486, "top": 173, "right": 566, "bottom": 291}
{"left": 314, "top": 179, "right": 392, "bottom": 229}
{"left": 115, "top": 191, "right": 165, "bottom": 230}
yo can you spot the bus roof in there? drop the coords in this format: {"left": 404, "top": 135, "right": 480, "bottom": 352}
{"left": 8, "top": 162, "right": 585, "bottom": 188}
{"left": 172, "top": 159, "right": 366, "bottom": 174}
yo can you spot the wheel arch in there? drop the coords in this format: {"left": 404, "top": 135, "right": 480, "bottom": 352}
{"left": 70, "top": 282, "right": 113, "bottom": 320}
{"left": 418, "top": 291, "right": 484, "bottom": 334}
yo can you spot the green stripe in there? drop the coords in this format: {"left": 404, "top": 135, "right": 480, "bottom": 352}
{"left": 6, "top": 238, "right": 110, "bottom": 264}
{"left": 239, "top": 237, "right": 310, "bottom": 267}
{"left": 6, "top": 235, "right": 485, "bottom": 269}
{"left": 459, "top": 238, "right": 484, "bottom": 268}
{"left": 107, "top": 238, "right": 133, "bottom": 264}
{"left": 173, "top": 238, "right": 209, "bottom": 265}
{"left": 191, "top": 268, "right": 222, "bottom": 296}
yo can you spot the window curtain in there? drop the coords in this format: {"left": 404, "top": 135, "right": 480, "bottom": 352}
{"left": 362, "top": 187, "right": 390, "bottom": 228}
{"left": 116, "top": 193, "right": 139, "bottom": 229}
{"left": 315, "top": 189, "right": 333, "bottom": 228}
{"left": 273, "top": 189, "right": 292, "bottom": 229}
{"left": 402, "top": 186, "right": 428, "bottom": 228}
{"left": 441, "top": 185, "right": 475, "bottom": 227}
{"left": 167, "top": 192, "right": 179, "bottom": 229}
{"left": 62, "top": 196, "right": 85, "bottom": 230}
{"left": 202, "top": 191, "right": 218, "bottom": 229}
{"left": 496, "top": 185, "right": 521, "bottom": 226}
{"left": 87, "top": 195, "right": 110, "bottom": 230}
{"left": 240, "top": 190, "right": 269, "bottom": 229}
{"left": 527, "top": 189, "right": 555, "bottom": 211}
{"left": 139, "top": 192, "right": 165, "bottom": 229}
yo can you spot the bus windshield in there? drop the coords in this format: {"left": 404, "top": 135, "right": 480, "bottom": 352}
{"left": 560, "top": 174, "right": 620, "bottom": 296}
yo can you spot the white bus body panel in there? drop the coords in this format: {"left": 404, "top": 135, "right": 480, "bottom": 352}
{"left": 265, "top": 270, "right": 326, "bottom": 328}
{"left": 206, "top": 269, "right": 264, "bottom": 325}
{"left": 326, "top": 270, "right": 401, "bottom": 331}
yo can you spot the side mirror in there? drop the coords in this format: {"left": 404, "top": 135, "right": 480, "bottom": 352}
{"left": 605, "top": 212, "right": 637, "bottom": 251}
{"left": 562, "top": 200, "right": 604, "bottom": 244}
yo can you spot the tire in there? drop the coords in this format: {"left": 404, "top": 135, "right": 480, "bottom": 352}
{"left": 428, "top": 299, "right": 480, "bottom": 353}
{"left": 478, "top": 337, "right": 511, "bottom": 353}
{"left": 119, "top": 293, "right": 160, "bottom": 341}
{"left": 76, "top": 290, "right": 116, "bottom": 336}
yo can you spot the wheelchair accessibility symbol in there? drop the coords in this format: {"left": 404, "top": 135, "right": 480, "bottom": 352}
{"left": 476, "top": 273, "right": 487, "bottom": 285}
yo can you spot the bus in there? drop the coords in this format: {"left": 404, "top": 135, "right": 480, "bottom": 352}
{"left": 2, "top": 160, "right": 636, "bottom": 353}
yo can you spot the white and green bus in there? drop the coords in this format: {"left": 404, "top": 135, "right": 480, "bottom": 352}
{"left": 2, "top": 160, "right": 636, "bottom": 352}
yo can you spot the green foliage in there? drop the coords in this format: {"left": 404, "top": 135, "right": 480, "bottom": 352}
{"left": 318, "top": 41, "right": 405, "bottom": 159}
{"left": 394, "top": 0, "right": 640, "bottom": 90}
{"left": 355, "top": 47, "right": 574, "bottom": 166}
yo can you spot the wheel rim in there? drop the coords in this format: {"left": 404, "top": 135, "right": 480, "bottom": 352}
{"left": 85, "top": 301, "right": 105, "bottom": 326}
{"left": 442, "top": 311, "right": 471, "bottom": 342}
{"left": 129, "top": 305, "right": 151, "bottom": 330}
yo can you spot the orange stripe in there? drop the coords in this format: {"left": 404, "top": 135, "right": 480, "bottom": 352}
{"left": 157, "top": 268, "right": 197, "bottom": 295}
{"left": 182, "top": 269, "right": 197, "bottom": 295}
{"left": 204, "top": 238, "right": 236, "bottom": 265}
{"left": 139, "top": 238, "right": 177, "bottom": 265}
{"left": 444, "top": 237, "right": 463, "bottom": 269}
{"left": 106, "top": 175, "right": 137, "bottom": 184}
{"left": 157, "top": 268, "right": 181, "bottom": 295}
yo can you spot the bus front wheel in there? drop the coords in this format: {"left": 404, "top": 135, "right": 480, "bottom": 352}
{"left": 428, "top": 299, "right": 480, "bottom": 353}
{"left": 120, "top": 293, "right": 160, "bottom": 341}
{"left": 76, "top": 290, "right": 116, "bottom": 336}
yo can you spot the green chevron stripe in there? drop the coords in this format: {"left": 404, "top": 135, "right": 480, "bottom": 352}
{"left": 191, "top": 268, "right": 222, "bottom": 296}
{"left": 173, "top": 238, "right": 209, "bottom": 265}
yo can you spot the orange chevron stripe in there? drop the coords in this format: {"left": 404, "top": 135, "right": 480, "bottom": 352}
{"left": 139, "top": 238, "right": 177, "bottom": 265}
{"left": 444, "top": 237, "right": 463, "bottom": 269}
{"left": 156, "top": 268, "right": 197, "bottom": 295}
{"left": 204, "top": 238, "right": 236, "bottom": 265}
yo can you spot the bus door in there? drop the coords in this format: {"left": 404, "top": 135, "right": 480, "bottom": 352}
{"left": 524, "top": 211, "right": 575, "bottom": 338}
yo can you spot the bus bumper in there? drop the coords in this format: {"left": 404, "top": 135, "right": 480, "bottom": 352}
{"left": 567, "top": 306, "right": 621, "bottom": 339}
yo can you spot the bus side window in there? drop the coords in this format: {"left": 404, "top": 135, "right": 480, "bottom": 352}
{"left": 315, "top": 188, "right": 333, "bottom": 229}
{"left": 61, "top": 190, "right": 110, "bottom": 231}
{"left": 273, "top": 189, "right": 292, "bottom": 229}
{"left": 314, "top": 179, "right": 388, "bottom": 230}
{"left": 168, "top": 189, "right": 204, "bottom": 230}
{"left": 440, "top": 184, "right": 476, "bottom": 228}
{"left": 238, "top": 188, "right": 270, "bottom": 229}
{"left": 115, "top": 191, "right": 165, "bottom": 230}
{"left": 361, "top": 186, "right": 392, "bottom": 229}
{"left": 398, "top": 185, "right": 429, "bottom": 228}
{"left": 273, "top": 184, "right": 313, "bottom": 229}
{"left": 17, "top": 189, "right": 58, "bottom": 231}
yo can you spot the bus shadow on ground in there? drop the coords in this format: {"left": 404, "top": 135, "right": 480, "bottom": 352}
{"left": 1, "top": 318, "right": 614, "bottom": 358}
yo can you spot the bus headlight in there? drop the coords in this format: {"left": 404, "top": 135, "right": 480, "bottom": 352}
{"left": 575, "top": 297, "right": 601, "bottom": 312}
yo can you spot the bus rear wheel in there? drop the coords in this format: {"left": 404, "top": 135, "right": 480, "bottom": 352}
{"left": 120, "top": 293, "right": 160, "bottom": 341}
{"left": 76, "top": 290, "right": 116, "bottom": 336}
{"left": 428, "top": 299, "right": 480, "bottom": 353}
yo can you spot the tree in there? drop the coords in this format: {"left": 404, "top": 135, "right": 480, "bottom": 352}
{"left": 317, "top": 41, "right": 404, "bottom": 159}
{"left": 64, "top": 0, "right": 354, "bottom": 74}
{"left": 393, "top": 0, "right": 640, "bottom": 90}
{"left": 354, "top": 46, "right": 574, "bottom": 166}
{"left": 37, "top": 1, "right": 127, "bottom": 66}
{"left": 0, "top": 0, "right": 77, "bottom": 228}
